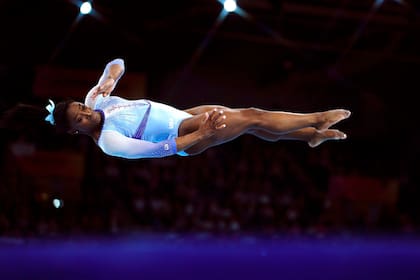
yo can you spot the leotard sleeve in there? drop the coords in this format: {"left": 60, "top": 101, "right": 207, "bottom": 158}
{"left": 98, "top": 130, "right": 178, "bottom": 159}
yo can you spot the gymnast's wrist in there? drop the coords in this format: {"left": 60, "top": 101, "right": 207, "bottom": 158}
{"left": 187, "top": 130, "right": 210, "bottom": 144}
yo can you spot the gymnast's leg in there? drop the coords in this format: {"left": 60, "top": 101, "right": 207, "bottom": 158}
{"left": 248, "top": 127, "right": 347, "bottom": 148}
{"left": 185, "top": 105, "right": 348, "bottom": 146}
{"left": 183, "top": 105, "right": 350, "bottom": 133}
{"left": 179, "top": 106, "right": 350, "bottom": 154}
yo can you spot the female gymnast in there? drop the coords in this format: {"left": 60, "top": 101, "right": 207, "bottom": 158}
{"left": 5, "top": 58, "right": 351, "bottom": 159}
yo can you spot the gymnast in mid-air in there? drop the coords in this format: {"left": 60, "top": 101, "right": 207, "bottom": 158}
{"left": 4, "top": 58, "right": 351, "bottom": 159}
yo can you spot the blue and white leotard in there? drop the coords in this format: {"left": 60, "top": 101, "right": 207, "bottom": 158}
{"left": 89, "top": 95, "right": 192, "bottom": 159}
{"left": 82, "top": 58, "right": 192, "bottom": 159}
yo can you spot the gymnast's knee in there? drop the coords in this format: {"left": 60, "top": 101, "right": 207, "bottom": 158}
{"left": 239, "top": 107, "right": 264, "bottom": 124}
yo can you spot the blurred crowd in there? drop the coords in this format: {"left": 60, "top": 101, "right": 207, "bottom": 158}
{"left": 0, "top": 131, "right": 419, "bottom": 239}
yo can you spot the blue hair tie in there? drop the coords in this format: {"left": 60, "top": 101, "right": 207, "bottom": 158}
{"left": 45, "top": 99, "right": 55, "bottom": 125}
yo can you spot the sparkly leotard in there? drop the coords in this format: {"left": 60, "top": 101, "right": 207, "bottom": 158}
{"left": 90, "top": 95, "right": 192, "bottom": 159}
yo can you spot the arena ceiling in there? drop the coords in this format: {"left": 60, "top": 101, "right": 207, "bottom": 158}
{"left": 1, "top": 0, "right": 419, "bottom": 101}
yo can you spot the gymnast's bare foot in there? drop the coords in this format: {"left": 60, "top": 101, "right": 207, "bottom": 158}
{"left": 316, "top": 109, "right": 351, "bottom": 131}
{"left": 308, "top": 129, "right": 347, "bottom": 148}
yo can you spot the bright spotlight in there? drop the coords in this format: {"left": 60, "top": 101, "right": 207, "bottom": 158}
{"left": 53, "top": 198, "right": 64, "bottom": 209}
{"left": 224, "top": 0, "right": 237, "bottom": 12}
{"left": 80, "top": 1, "right": 92, "bottom": 15}
{"left": 374, "top": 0, "right": 384, "bottom": 8}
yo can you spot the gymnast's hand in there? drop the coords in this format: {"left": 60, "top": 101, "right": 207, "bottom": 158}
{"left": 91, "top": 78, "right": 116, "bottom": 98}
{"left": 199, "top": 108, "right": 227, "bottom": 137}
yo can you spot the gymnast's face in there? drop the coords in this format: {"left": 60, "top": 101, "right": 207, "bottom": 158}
{"left": 66, "top": 102, "right": 101, "bottom": 135}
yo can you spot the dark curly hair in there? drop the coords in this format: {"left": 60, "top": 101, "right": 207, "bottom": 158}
{"left": 0, "top": 99, "right": 76, "bottom": 134}
{"left": 51, "top": 99, "right": 75, "bottom": 133}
